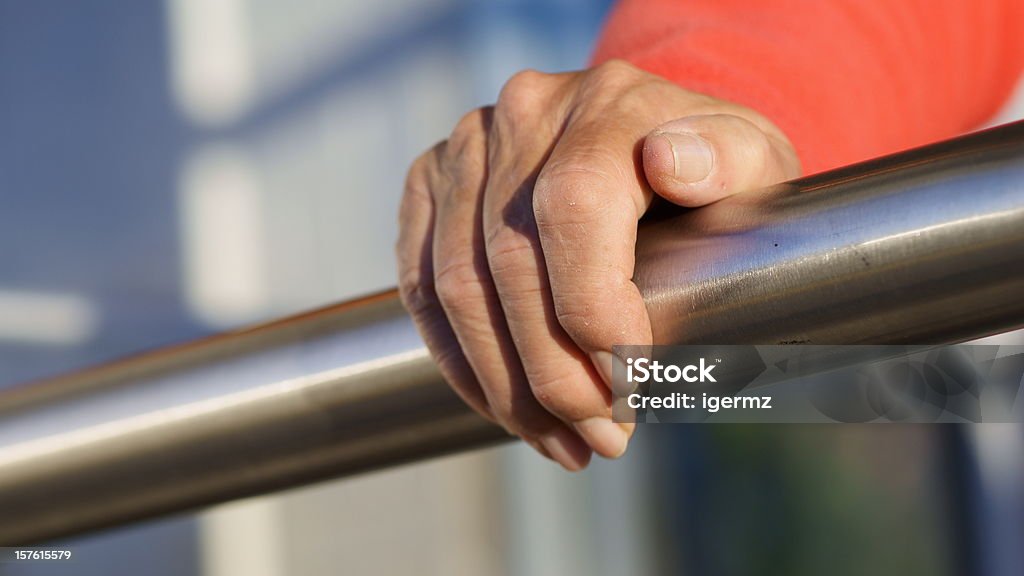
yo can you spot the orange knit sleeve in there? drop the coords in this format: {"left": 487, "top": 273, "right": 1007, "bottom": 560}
{"left": 593, "top": 0, "right": 1024, "bottom": 174}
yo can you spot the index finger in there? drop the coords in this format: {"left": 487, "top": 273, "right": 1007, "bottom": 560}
{"left": 531, "top": 112, "right": 655, "bottom": 385}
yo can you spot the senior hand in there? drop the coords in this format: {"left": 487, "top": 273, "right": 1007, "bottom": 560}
{"left": 396, "top": 60, "right": 800, "bottom": 470}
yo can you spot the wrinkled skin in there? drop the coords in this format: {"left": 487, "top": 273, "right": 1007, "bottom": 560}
{"left": 397, "top": 60, "right": 800, "bottom": 470}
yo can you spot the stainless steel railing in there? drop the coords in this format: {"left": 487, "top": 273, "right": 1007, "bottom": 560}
{"left": 2, "top": 121, "right": 1024, "bottom": 544}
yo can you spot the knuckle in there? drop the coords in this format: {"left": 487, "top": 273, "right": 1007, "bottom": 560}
{"left": 529, "top": 372, "right": 597, "bottom": 422}
{"left": 495, "top": 69, "right": 547, "bottom": 121}
{"left": 594, "top": 58, "right": 638, "bottom": 76}
{"left": 612, "top": 82, "right": 660, "bottom": 117}
{"left": 446, "top": 109, "right": 488, "bottom": 163}
{"left": 431, "top": 345, "right": 468, "bottom": 382}
{"left": 720, "top": 115, "right": 772, "bottom": 158}
{"left": 433, "top": 258, "right": 482, "bottom": 312}
{"left": 533, "top": 165, "right": 615, "bottom": 225}
{"left": 452, "top": 108, "right": 489, "bottom": 138}
{"left": 551, "top": 284, "right": 625, "bottom": 352}
{"left": 402, "top": 154, "right": 431, "bottom": 200}
{"left": 737, "top": 128, "right": 774, "bottom": 175}
{"left": 397, "top": 264, "right": 436, "bottom": 318}
{"left": 738, "top": 117, "right": 773, "bottom": 150}
{"left": 402, "top": 147, "right": 441, "bottom": 208}
{"left": 721, "top": 113, "right": 801, "bottom": 181}
{"left": 398, "top": 186, "right": 428, "bottom": 228}
{"left": 396, "top": 154, "right": 441, "bottom": 318}
{"left": 503, "top": 68, "right": 545, "bottom": 94}
{"left": 698, "top": 114, "right": 778, "bottom": 191}
{"left": 550, "top": 275, "right": 636, "bottom": 351}
{"left": 554, "top": 306, "right": 604, "bottom": 350}
{"left": 544, "top": 145, "right": 620, "bottom": 181}
{"left": 584, "top": 59, "right": 640, "bottom": 92}
{"left": 485, "top": 227, "right": 534, "bottom": 277}
{"left": 442, "top": 141, "right": 487, "bottom": 201}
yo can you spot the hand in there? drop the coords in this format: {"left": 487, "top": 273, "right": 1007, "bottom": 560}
{"left": 397, "top": 60, "right": 800, "bottom": 470}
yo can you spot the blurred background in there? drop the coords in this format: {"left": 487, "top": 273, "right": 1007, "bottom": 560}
{"left": 0, "top": 1, "right": 1022, "bottom": 575}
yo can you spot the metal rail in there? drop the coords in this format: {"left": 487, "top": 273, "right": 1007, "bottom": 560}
{"left": 2, "top": 121, "right": 1024, "bottom": 544}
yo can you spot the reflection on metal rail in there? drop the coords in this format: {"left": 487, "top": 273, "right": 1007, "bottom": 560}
{"left": 2, "top": 121, "right": 1024, "bottom": 544}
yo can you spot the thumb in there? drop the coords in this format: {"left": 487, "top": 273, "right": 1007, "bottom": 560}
{"left": 642, "top": 113, "right": 801, "bottom": 207}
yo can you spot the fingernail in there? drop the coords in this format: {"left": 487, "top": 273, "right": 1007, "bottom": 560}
{"left": 612, "top": 396, "right": 638, "bottom": 425}
{"left": 591, "top": 351, "right": 614, "bottom": 387}
{"left": 526, "top": 438, "right": 552, "bottom": 460}
{"left": 539, "top": 427, "right": 591, "bottom": 471}
{"left": 576, "top": 417, "right": 629, "bottom": 459}
{"left": 619, "top": 422, "right": 636, "bottom": 437}
{"left": 658, "top": 132, "right": 713, "bottom": 183}
{"left": 592, "top": 351, "right": 634, "bottom": 396}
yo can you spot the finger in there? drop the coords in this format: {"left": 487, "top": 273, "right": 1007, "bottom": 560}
{"left": 430, "top": 108, "right": 586, "bottom": 469}
{"left": 483, "top": 73, "right": 630, "bottom": 460}
{"left": 483, "top": 72, "right": 596, "bottom": 469}
{"left": 642, "top": 113, "right": 801, "bottom": 207}
{"left": 396, "top": 143, "right": 494, "bottom": 421}
{"left": 528, "top": 110, "right": 655, "bottom": 449}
